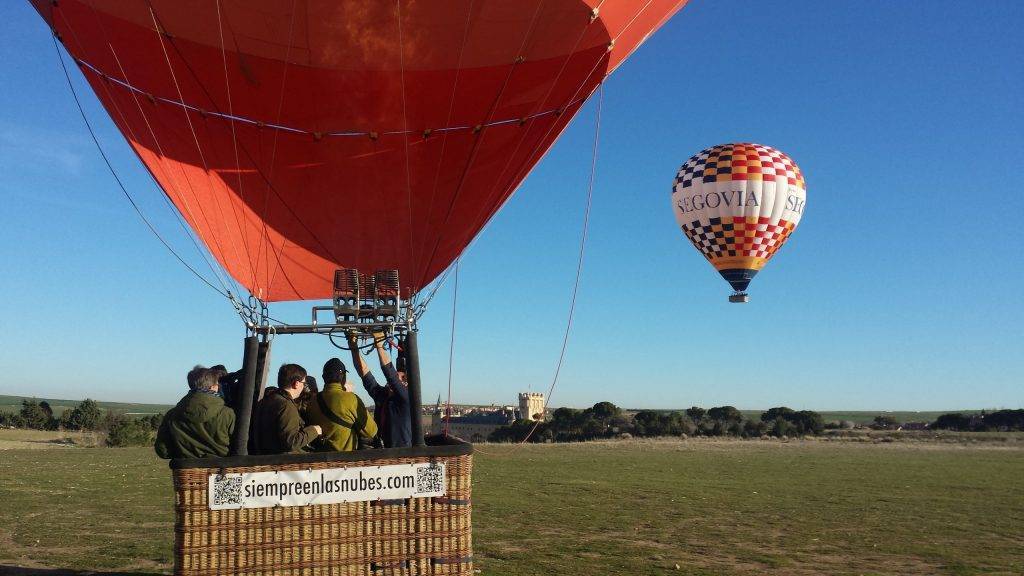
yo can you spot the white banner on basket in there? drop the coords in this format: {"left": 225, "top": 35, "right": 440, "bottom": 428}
{"left": 207, "top": 462, "right": 446, "bottom": 510}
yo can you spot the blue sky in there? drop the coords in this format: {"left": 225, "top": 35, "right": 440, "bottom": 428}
{"left": 1, "top": 1, "right": 1021, "bottom": 411}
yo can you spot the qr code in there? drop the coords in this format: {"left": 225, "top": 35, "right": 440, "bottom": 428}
{"left": 414, "top": 465, "right": 444, "bottom": 494}
{"left": 211, "top": 474, "right": 243, "bottom": 506}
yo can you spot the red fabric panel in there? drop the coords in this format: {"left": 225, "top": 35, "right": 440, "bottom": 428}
{"left": 35, "top": 0, "right": 687, "bottom": 301}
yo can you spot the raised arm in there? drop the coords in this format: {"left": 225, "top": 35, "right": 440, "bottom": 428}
{"left": 373, "top": 332, "right": 392, "bottom": 368}
{"left": 347, "top": 332, "right": 370, "bottom": 378}
{"left": 375, "top": 333, "right": 409, "bottom": 403}
{"left": 350, "top": 332, "right": 386, "bottom": 400}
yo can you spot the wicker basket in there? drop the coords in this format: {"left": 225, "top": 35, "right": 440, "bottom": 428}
{"left": 169, "top": 437, "right": 473, "bottom": 576}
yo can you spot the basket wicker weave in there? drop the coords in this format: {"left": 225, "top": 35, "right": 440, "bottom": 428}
{"left": 169, "top": 437, "right": 473, "bottom": 576}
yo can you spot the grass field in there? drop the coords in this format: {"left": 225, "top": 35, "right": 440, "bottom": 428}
{"left": 0, "top": 432, "right": 1021, "bottom": 575}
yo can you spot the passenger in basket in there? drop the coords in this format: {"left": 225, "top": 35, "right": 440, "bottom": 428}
{"left": 295, "top": 375, "right": 319, "bottom": 421}
{"left": 305, "top": 357, "right": 377, "bottom": 452}
{"left": 250, "top": 364, "right": 323, "bottom": 455}
{"left": 347, "top": 332, "right": 411, "bottom": 448}
{"left": 155, "top": 366, "right": 236, "bottom": 459}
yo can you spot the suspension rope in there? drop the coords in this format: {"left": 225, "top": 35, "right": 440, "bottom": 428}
{"left": 519, "top": 84, "right": 603, "bottom": 445}
{"left": 133, "top": 4, "right": 245, "bottom": 298}
{"left": 443, "top": 260, "right": 460, "bottom": 436}
{"left": 473, "top": 0, "right": 605, "bottom": 230}
{"left": 258, "top": 0, "right": 299, "bottom": 300}
{"left": 150, "top": 14, "right": 343, "bottom": 287}
{"left": 469, "top": 0, "right": 654, "bottom": 243}
{"left": 215, "top": 0, "right": 258, "bottom": 291}
{"left": 414, "top": 0, "right": 550, "bottom": 290}
{"left": 51, "top": 33, "right": 245, "bottom": 319}
{"left": 419, "top": 0, "right": 475, "bottom": 271}
{"left": 62, "top": 4, "right": 242, "bottom": 299}
{"left": 395, "top": 0, "right": 417, "bottom": 268}
{"left": 89, "top": 6, "right": 250, "bottom": 296}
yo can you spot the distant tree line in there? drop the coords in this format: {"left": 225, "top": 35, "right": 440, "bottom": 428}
{"left": 0, "top": 399, "right": 162, "bottom": 447}
{"left": 488, "top": 403, "right": 828, "bottom": 443}
{"left": 930, "top": 410, "right": 1024, "bottom": 432}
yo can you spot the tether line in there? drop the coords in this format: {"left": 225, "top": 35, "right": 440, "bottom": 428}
{"left": 520, "top": 84, "right": 604, "bottom": 445}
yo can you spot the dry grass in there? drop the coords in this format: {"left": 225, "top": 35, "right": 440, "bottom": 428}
{"left": 0, "top": 429, "right": 104, "bottom": 450}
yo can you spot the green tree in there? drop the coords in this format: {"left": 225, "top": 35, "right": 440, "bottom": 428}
{"left": 872, "top": 415, "right": 899, "bottom": 430}
{"left": 488, "top": 420, "right": 546, "bottom": 443}
{"left": 141, "top": 413, "right": 164, "bottom": 431}
{"left": 19, "top": 400, "right": 54, "bottom": 430}
{"left": 105, "top": 415, "right": 155, "bottom": 447}
{"left": 979, "top": 409, "right": 1024, "bottom": 431}
{"left": 0, "top": 410, "right": 22, "bottom": 428}
{"left": 685, "top": 406, "right": 706, "bottom": 423}
{"left": 64, "top": 399, "right": 104, "bottom": 431}
{"left": 761, "top": 407, "right": 796, "bottom": 423}
{"left": 591, "top": 402, "right": 620, "bottom": 420}
{"left": 792, "top": 411, "right": 825, "bottom": 435}
{"left": 931, "top": 412, "right": 972, "bottom": 431}
{"left": 707, "top": 406, "right": 742, "bottom": 424}
{"left": 631, "top": 411, "right": 661, "bottom": 436}
{"left": 743, "top": 420, "right": 768, "bottom": 437}
{"left": 771, "top": 417, "right": 795, "bottom": 437}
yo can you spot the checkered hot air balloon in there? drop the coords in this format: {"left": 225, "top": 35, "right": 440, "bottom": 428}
{"left": 671, "top": 143, "right": 806, "bottom": 302}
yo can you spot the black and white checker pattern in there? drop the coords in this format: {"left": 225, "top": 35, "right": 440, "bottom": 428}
{"left": 673, "top": 146, "right": 715, "bottom": 191}
{"left": 680, "top": 218, "right": 737, "bottom": 260}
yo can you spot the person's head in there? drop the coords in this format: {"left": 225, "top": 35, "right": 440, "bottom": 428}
{"left": 304, "top": 375, "right": 319, "bottom": 395}
{"left": 295, "top": 376, "right": 318, "bottom": 413}
{"left": 322, "top": 358, "right": 348, "bottom": 388}
{"left": 277, "top": 363, "right": 307, "bottom": 400}
{"left": 395, "top": 354, "right": 409, "bottom": 387}
{"left": 193, "top": 368, "right": 220, "bottom": 394}
{"left": 186, "top": 365, "right": 206, "bottom": 390}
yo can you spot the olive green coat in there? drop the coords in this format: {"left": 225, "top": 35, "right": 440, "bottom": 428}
{"left": 251, "top": 387, "right": 320, "bottom": 454}
{"left": 305, "top": 383, "right": 377, "bottom": 452}
{"left": 154, "top": 390, "right": 235, "bottom": 459}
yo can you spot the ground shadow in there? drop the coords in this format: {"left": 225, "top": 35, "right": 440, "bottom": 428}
{"left": 0, "top": 567, "right": 166, "bottom": 576}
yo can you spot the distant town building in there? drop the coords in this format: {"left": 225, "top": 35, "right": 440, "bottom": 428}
{"left": 519, "top": 392, "right": 545, "bottom": 422}
{"left": 430, "top": 408, "right": 516, "bottom": 442}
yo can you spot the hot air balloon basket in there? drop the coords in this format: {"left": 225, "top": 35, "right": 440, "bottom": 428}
{"left": 169, "top": 436, "right": 473, "bottom": 576}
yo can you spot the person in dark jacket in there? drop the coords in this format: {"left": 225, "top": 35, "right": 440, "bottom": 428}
{"left": 251, "top": 364, "right": 322, "bottom": 455}
{"left": 347, "top": 332, "right": 411, "bottom": 447}
{"left": 155, "top": 366, "right": 235, "bottom": 459}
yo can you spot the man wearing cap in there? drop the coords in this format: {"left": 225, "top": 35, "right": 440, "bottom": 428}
{"left": 305, "top": 357, "right": 377, "bottom": 452}
{"left": 347, "top": 332, "right": 411, "bottom": 448}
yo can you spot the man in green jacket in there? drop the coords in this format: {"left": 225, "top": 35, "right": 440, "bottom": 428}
{"left": 251, "top": 364, "right": 323, "bottom": 454}
{"left": 305, "top": 357, "right": 377, "bottom": 451}
{"left": 155, "top": 366, "right": 235, "bottom": 459}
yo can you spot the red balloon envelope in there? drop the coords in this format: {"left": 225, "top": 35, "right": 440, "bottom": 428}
{"left": 34, "top": 0, "right": 685, "bottom": 301}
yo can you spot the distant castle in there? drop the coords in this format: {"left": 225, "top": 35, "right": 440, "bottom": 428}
{"left": 518, "top": 392, "right": 545, "bottom": 422}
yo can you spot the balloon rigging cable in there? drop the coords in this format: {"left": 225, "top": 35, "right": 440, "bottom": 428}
{"left": 51, "top": 34, "right": 229, "bottom": 303}
{"left": 519, "top": 83, "right": 604, "bottom": 445}
{"left": 444, "top": 259, "right": 460, "bottom": 438}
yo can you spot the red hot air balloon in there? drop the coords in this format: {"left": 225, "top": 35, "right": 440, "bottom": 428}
{"left": 33, "top": 0, "right": 687, "bottom": 302}
{"left": 671, "top": 143, "right": 806, "bottom": 302}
